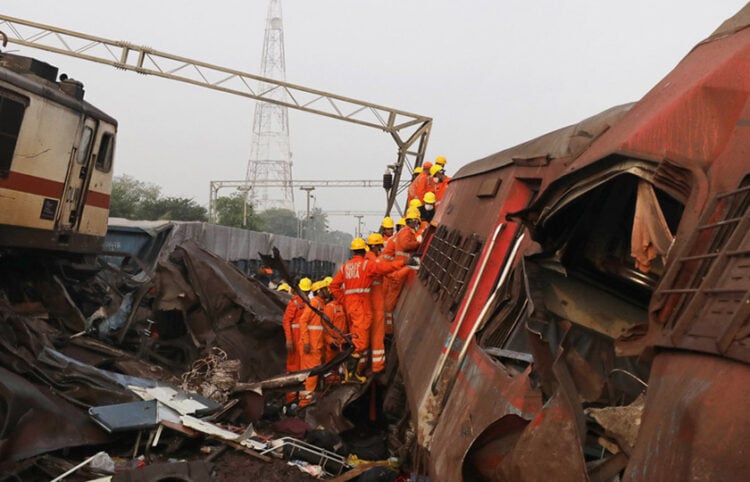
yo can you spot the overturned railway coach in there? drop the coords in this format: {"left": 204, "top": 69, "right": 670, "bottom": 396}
{"left": 391, "top": 6, "right": 750, "bottom": 482}
{"left": 0, "top": 51, "right": 116, "bottom": 254}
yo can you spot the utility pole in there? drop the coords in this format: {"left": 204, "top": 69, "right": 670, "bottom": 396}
{"left": 236, "top": 185, "right": 251, "bottom": 227}
{"left": 354, "top": 215, "right": 364, "bottom": 238}
{"left": 245, "top": 0, "right": 294, "bottom": 211}
{"left": 300, "top": 186, "right": 315, "bottom": 239}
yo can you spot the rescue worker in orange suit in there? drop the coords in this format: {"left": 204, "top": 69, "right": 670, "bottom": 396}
{"left": 282, "top": 277, "right": 312, "bottom": 403}
{"left": 407, "top": 161, "right": 432, "bottom": 204}
{"left": 323, "top": 277, "right": 349, "bottom": 364}
{"left": 395, "top": 217, "right": 406, "bottom": 233}
{"left": 298, "top": 280, "right": 327, "bottom": 407}
{"left": 365, "top": 233, "right": 389, "bottom": 373}
{"left": 430, "top": 164, "right": 449, "bottom": 204}
{"left": 380, "top": 216, "right": 395, "bottom": 242}
{"left": 330, "top": 238, "right": 407, "bottom": 382}
{"left": 382, "top": 207, "right": 423, "bottom": 335}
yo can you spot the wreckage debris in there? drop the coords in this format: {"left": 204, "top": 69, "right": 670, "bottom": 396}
{"left": 0, "top": 234, "right": 415, "bottom": 481}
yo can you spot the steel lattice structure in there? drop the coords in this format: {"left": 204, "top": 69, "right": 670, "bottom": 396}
{"left": 246, "top": 0, "right": 294, "bottom": 211}
{"left": 0, "top": 13, "right": 432, "bottom": 217}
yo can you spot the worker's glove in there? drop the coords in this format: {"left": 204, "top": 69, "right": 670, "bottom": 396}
{"left": 285, "top": 340, "right": 294, "bottom": 352}
{"left": 303, "top": 343, "right": 311, "bottom": 354}
{"left": 416, "top": 234, "right": 423, "bottom": 243}
{"left": 405, "top": 256, "right": 420, "bottom": 267}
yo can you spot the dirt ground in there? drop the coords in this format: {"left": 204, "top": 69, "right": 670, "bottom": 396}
{"left": 211, "top": 450, "right": 319, "bottom": 481}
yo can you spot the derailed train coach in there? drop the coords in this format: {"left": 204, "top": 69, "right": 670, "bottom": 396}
{"left": 390, "top": 5, "right": 750, "bottom": 481}
{"left": 0, "top": 49, "right": 116, "bottom": 254}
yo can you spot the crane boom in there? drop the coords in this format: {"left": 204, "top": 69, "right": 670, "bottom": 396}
{"left": 0, "top": 14, "right": 431, "bottom": 215}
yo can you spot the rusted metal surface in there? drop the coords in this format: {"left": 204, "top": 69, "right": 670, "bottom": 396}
{"left": 393, "top": 6, "right": 750, "bottom": 480}
{"left": 623, "top": 351, "right": 750, "bottom": 481}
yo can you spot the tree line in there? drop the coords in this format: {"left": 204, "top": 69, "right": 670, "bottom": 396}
{"left": 109, "top": 175, "right": 352, "bottom": 246}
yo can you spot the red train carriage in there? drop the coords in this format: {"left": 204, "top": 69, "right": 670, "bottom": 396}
{"left": 391, "top": 5, "right": 750, "bottom": 481}
{"left": 0, "top": 52, "right": 116, "bottom": 254}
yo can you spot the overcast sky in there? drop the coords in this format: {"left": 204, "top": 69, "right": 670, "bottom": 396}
{"left": 2, "top": 1, "right": 748, "bottom": 234}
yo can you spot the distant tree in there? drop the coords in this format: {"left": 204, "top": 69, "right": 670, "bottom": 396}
{"left": 110, "top": 174, "right": 160, "bottom": 219}
{"left": 215, "top": 193, "right": 262, "bottom": 230}
{"left": 139, "top": 196, "right": 207, "bottom": 221}
{"left": 305, "top": 207, "right": 330, "bottom": 241}
{"left": 257, "top": 208, "right": 299, "bottom": 237}
{"left": 324, "top": 230, "right": 353, "bottom": 248}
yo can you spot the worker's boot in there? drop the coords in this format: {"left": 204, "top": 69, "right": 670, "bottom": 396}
{"left": 343, "top": 354, "right": 366, "bottom": 384}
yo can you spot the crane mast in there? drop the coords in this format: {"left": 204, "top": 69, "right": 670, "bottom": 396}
{"left": 0, "top": 13, "right": 431, "bottom": 216}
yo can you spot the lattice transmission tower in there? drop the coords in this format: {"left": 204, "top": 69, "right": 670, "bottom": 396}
{"left": 245, "top": 0, "right": 294, "bottom": 211}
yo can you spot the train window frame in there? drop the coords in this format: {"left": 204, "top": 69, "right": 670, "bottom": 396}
{"left": 95, "top": 132, "right": 114, "bottom": 172}
{"left": 0, "top": 88, "right": 29, "bottom": 178}
{"left": 76, "top": 126, "right": 94, "bottom": 164}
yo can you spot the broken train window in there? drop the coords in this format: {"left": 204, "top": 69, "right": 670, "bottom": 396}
{"left": 419, "top": 225, "right": 483, "bottom": 316}
{"left": 477, "top": 173, "right": 684, "bottom": 393}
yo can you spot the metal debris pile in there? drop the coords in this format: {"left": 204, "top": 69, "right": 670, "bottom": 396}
{"left": 0, "top": 236, "right": 409, "bottom": 481}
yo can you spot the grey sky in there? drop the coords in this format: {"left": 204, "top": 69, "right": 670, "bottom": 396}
{"left": 2, "top": 1, "right": 747, "bottom": 234}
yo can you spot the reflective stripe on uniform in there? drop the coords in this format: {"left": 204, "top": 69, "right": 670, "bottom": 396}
{"left": 381, "top": 254, "right": 394, "bottom": 261}
{"left": 345, "top": 288, "right": 371, "bottom": 294}
{"left": 395, "top": 250, "right": 410, "bottom": 257}
{"left": 291, "top": 323, "right": 300, "bottom": 328}
{"left": 308, "top": 326, "right": 324, "bottom": 331}
{"left": 372, "top": 280, "right": 382, "bottom": 286}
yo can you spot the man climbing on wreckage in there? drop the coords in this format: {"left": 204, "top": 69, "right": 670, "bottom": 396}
{"left": 282, "top": 277, "right": 312, "bottom": 403}
{"left": 330, "top": 237, "right": 414, "bottom": 383}
{"left": 298, "top": 280, "right": 328, "bottom": 407}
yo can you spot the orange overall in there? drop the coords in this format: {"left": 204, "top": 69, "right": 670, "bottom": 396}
{"left": 298, "top": 295, "right": 326, "bottom": 407}
{"left": 382, "top": 227, "right": 421, "bottom": 333}
{"left": 366, "top": 250, "right": 388, "bottom": 372}
{"left": 330, "top": 254, "right": 404, "bottom": 356}
{"left": 407, "top": 171, "right": 435, "bottom": 204}
{"left": 323, "top": 300, "right": 349, "bottom": 363}
{"left": 282, "top": 295, "right": 306, "bottom": 373}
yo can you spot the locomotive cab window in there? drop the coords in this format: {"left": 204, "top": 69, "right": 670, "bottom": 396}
{"left": 0, "top": 90, "right": 28, "bottom": 177}
{"left": 95, "top": 132, "right": 114, "bottom": 172}
{"left": 76, "top": 126, "right": 94, "bottom": 164}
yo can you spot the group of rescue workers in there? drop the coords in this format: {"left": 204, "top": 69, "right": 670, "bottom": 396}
{"left": 278, "top": 156, "right": 452, "bottom": 407}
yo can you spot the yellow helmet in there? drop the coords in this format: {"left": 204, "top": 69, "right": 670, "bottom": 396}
{"left": 311, "top": 280, "right": 324, "bottom": 292}
{"left": 298, "top": 277, "right": 312, "bottom": 292}
{"left": 435, "top": 156, "right": 447, "bottom": 166}
{"left": 323, "top": 276, "right": 333, "bottom": 287}
{"left": 406, "top": 207, "right": 421, "bottom": 220}
{"left": 367, "top": 233, "right": 385, "bottom": 246}
{"left": 381, "top": 217, "right": 395, "bottom": 229}
{"left": 397, "top": 217, "right": 406, "bottom": 226}
{"left": 429, "top": 164, "right": 443, "bottom": 177}
{"left": 277, "top": 282, "right": 291, "bottom": 293}
{"left": 423, "top": 192, "right": 436, "bottom": 204}
{"left": 413, "top": 166, "right": 423, "bottom": 174}
{"left": 409, "top": 199, "right": 422, "bottom": 208}
{"left": 350, "top": 237, "right": 367, "bottom": 250}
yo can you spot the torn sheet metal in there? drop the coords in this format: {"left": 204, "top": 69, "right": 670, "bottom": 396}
{"left": 180, "top": 416, "right": 267, "bottom": 452}
{"left": 623, "top": 351, "right": 750, "bottom": 482}
{"left": 129, "top": 385, "right": 220, "bottom": 417}
{"left": 154, "top": 240, "right": 287, "bottom": 382}
{"left": 0, "top": 366, "right": 109, "bottom": 464}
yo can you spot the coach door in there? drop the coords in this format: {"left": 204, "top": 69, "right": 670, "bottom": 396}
{"left": 58, "top": 117, "right": 97, "bottom": 231}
